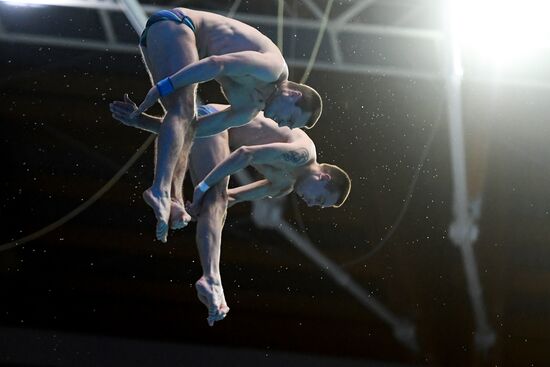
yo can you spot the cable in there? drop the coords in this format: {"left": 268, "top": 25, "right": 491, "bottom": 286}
{"left": 0, "top": 134, "right": 156, "bottom": 252}
{"left": 300, "top": 0, "right": 334, "bottom": 84}
{"left": 227, "top": 0, "right": 242, "bottom": 19}
{"left": 288, "top": 0, "right": 333, "bottom": 229}
{"left": 340, "top": 96, "right": 445, "bottom": 268}
{"left": 277, "top": 0, "right": 284, "bottom": 51}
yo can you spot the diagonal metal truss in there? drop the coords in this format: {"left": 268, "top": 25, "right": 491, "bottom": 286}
{"left": 0, "top": 0, "right": 442, "bottom": 79}
{"left": 250, "top": 194, "right": 419, "bottom": 352}
{"left": 2, "top": 0, "right": 549, "bottom": 89}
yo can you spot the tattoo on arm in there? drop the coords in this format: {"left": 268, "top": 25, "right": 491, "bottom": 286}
{"left": 282, "top": 148, "right": 309, "bottom": 165}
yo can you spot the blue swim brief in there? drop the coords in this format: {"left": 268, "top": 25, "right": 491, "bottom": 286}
{"left": 139, "top": 9, "right": 196, "bottom": 47}
{"left": 197, "top": 104, "right": 218, "bottom": 117}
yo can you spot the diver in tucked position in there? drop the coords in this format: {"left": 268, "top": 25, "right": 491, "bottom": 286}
{"left": 110, "top": 97, "right": 349, "bottom": 326}
{"left": 132, "top": 7, "right": 323, "bottom": 244}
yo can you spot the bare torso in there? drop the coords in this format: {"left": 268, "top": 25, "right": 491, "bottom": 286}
{"left": 179, "top": 8, "right": 288, "bottom": 111}
{"left": 225, "top": 109, "right": 316, "bottom": 189}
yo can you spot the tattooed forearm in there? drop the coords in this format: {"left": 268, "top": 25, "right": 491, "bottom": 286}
{"left": 282, "top": 148, "right": 309, "bottom": 165}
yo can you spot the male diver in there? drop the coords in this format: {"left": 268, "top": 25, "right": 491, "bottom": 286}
{"left": 110, "top": 97, "right": 348, "bottom": 326}
{"left": 131, "top": 8, "right": 323, "bottom": 243}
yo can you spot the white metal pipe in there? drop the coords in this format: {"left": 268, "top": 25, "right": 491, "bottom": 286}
{"left": 301, "top": 0, "right": 323, "bottom": 19}
{"left": 444, "top": 0, "right": 495, "bottom": 352}
{"left": 118, "top": 0, "right": 147, "bottom": 34}
{"left": 333, "top": 0, "right": 376, "bottom": 26}
{"left": 98, "top": 9, "right": 116, "bottom": 44}
{"left": 275, "top": 220, "right": 418, "bottom": 351}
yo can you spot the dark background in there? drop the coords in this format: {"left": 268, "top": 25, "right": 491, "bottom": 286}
{"left": 1, "top": 0, "right": 550, "bottom": 366}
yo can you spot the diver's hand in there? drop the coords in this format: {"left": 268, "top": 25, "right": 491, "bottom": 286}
{"left": 110, "top": 94, "right": 141, "bottom": 128}
{"left": 131, "top": 86, "right": 160, "bottom": 119}
{"left": 188, "top": 185, "right": 208, "bottom": 218}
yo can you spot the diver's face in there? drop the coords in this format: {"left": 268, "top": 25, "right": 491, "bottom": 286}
{"left": 295, "top": 176, "right": 338, "bottom": 208}
{"left": 264, "top": 92, "right": 311, "bottom": 129}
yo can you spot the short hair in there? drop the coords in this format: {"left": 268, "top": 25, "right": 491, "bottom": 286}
{"left": 285, "top": 81, "right": 323, "bottom": 129}
{"left": 320, "top": 163, "right": 351, "bottom": 208}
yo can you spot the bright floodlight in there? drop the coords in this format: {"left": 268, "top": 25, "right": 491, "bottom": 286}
{"left": 0, "top": 0, "right": 50, "bottom": 7}
{"left": 453, "top": 0, "right": 550, "bottom": 66}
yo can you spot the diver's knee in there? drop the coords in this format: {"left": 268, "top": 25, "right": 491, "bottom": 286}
{"left": 163, "top": 88, "right": 195, "bottom": 115}
{"left": 165, "top": 101, "right": 194, "bottom": 119}
{"left": 200, "top": 188, "right": 228, "bottom": 214}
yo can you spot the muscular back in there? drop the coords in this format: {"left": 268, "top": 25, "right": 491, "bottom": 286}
{"left": 180, "top": 8, "right": 280, "bottom": 59}
{"left": 230, "top": 110, "right": 316, "bottom": 186}
{"left": 201, "top": 105, "right": 316, "bottom": 194}
{"left": 180, "top": 8, "right": 288, "bottom": 111}
{"left": 204, "top": 105, "right": 311, "bottom": 150}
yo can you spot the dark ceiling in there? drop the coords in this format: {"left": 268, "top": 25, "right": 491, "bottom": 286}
{"left": 1, "top": 1, "right": 550, "bottom": 366}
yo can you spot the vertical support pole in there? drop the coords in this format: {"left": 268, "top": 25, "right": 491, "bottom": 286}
{"left": 444, "top": 0, "right": 495, "bottom": 353}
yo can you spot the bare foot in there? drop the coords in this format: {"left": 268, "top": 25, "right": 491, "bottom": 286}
{"left": 170, "top": 199, "right": 192, "bottom": 230}
{"left": 195, "top": 276, "right": 230, "bottom": 326}
{"left": 142, "top": 188, "right": 171, "bottom": 243}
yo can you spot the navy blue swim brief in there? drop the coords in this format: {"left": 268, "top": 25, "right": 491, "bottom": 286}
{"left": 197, "top": 104, "right": 218, "bottom": 117}
{"left": 139, "top": 9, "right": 196, "bottom": 47}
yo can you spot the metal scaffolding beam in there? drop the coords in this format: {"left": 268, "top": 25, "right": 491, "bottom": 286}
{"left": 0, "top": 0, "right": 442, "bottom": 79}
{"left": 444, "top": 0, "right": 495, "bottom": 353}
{"left": 249, "top": 195, "right": 418, "bottom": 352}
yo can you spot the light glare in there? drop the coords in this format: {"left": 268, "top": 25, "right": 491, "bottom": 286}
{"left": 453, "top": 0, "right": 550, "bottom": 66}
{"left": 1, "top": 0, "right": 46, "bottom": 7}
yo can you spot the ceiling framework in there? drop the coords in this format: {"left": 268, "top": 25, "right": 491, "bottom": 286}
{"left": 0, "top": 0, "right": 443, "bottom": 79}
{"left": 1, "top": 0, "right": 549, "bottom": 88}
